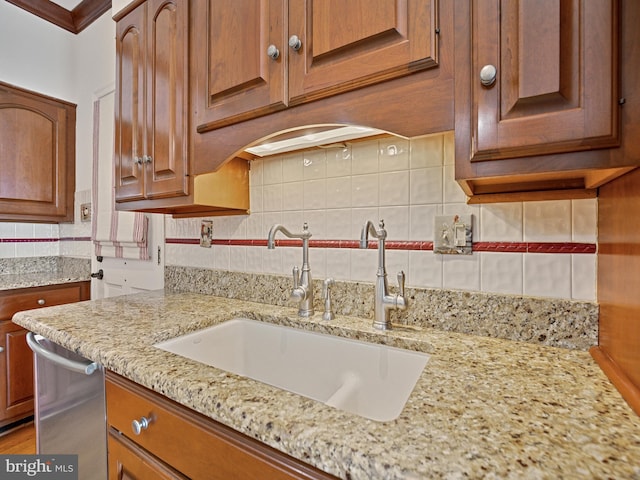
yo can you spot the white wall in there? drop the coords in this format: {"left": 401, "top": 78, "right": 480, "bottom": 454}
{"left": 0, "top": 2, "right": 116, "bottom": 259}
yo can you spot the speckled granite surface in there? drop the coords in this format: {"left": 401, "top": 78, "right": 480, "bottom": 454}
{"left": 13, "top": 291, "right": 639, "bottom": 479}
{"left": 0, "top": 257, "right": 90, "bottom": 291}
{"left": 165, "top": 266, "right": 598, "bottom": 350}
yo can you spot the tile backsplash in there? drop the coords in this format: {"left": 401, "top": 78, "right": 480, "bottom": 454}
{"left": 166, "top": 132, "right": 597, "bottom": 302}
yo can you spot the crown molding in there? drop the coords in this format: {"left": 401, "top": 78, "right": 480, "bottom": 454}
{"left": 6, "top": 0, "right": 111, "bottom": 34}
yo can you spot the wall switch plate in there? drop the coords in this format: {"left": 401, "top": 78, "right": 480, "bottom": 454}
{"left": 200, "top": 220, "right": 213, "bottom": 248}
{"left": 433, "top": 214, "right": 473, "bottom": 254}
{"left": 80, "top": 203, "right": 91, "bottom": 222}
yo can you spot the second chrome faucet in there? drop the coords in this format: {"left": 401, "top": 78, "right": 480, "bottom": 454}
{"left": 360, "top": 220, "right": 408, "bottom": 330}
{"left": 267, "top": 223, "right": 314, "bottom": 317}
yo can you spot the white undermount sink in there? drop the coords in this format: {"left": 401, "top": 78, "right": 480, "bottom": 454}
{"left": 154, "top": 318, "right": 429, "bottom": 421}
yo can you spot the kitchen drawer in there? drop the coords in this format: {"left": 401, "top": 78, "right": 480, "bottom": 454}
{"left": 106, "top": 372, "right": 336, "bottom": 480}
{"left": 0, "top": 282, "right": 89, "bottom": 321}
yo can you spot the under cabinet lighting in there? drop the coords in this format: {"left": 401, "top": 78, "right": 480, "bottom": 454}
{"left": 244, "top": 126, "right": 384, "bottom": 156}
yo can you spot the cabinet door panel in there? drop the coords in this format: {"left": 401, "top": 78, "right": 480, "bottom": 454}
{"left": 0, "top": 323, "right": 33, "bottom": 423}
{"left": 145, "top": 0, "right": 189, "bottom": 200}
{"left": 288, "top": 0, "right": 438, "bottom": 104}
{"left": 192, "top": 0, "right": 286, "bottom": 131}
{"left": 115, "top": 5, "right": 146, "bottom": 202}
{"left": 472, "top": 0, "right": 618, "bottom": 161}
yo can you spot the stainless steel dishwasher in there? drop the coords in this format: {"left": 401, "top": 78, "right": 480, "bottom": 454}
{"left": 26, "top": 332, "right": 107, "bottom": 480}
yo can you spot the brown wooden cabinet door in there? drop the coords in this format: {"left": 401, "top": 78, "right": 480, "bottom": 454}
{"left": 192, "top": 0, "right": 287, "bottom": 131}
{"left": 108, "top": 432, "right": 186, "bottom": 480}
{"left": 0, "top": 82, "right": 75, "bottom": 223}
{"left": 0, "top": 322, "right": 33, "bottom": 424}
{"left": 288, "top": 0, "right": 439, "bottom": 105}
{"left": 115, "top": 3, "right": 146, "bottom": 202}
{"left": 470, "top": 0, "right": 618, "bottom": 162}
{"left": 144, "top": 0, "right": 189, "bottom": 200}
{"left": 115, "top": 0, "right": 189, "bottom": 203}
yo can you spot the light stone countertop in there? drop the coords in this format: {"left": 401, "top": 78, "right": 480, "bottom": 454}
{"left": 12, "top": 290, "right": 640, "bottom": 479}
{"left": 0, "top": 272, "right": 90, "bottom": 291}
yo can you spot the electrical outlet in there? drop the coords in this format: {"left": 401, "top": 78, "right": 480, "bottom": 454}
{"left": 433, "top": 214, "right": 473, "bottom": 254}
{"left": 80, "top": 203, "right": 91, "bottom": 222}
{"left": 200, "top": 220, "right": 213, "bottom": 248}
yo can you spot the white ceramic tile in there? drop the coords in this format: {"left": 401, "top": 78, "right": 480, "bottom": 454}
{"left": 379, "top": 137, "right": 409, "bottom": 172}
{"left": 409, "top": 204, "right": 441, "bottom": 241}
{"left": 226, "top": 215, "right": 248, "bottom": 239}
{"left": 308, "top": 247, "right": 326, "bottom": 279}
{"left": 245, "top": 212, "right": 264, "bottom": 239}
{"left": 442, "top": 131, "right": 455, "bottom": 166}
{"left": 480, "top": 252, "right": 523, "bottom": 295}
{"left": 282, "top": 152, "right": 304, "bottom": 183}
{"left": 164, "top": 217, "right": 177, "bottom": 238}
{"left": 245, "top": 246, "right": 263, "bottom": 273}
{"left": 480, "top": 203, "right": 523, "bottom": 242}
{"left": 442, "top": 254, "right": 481, "bottom": 291}
{"left": 263, "top": 156, "right": 283, "bottom": 185}
{"left": 572, "top": 198, "right": 597, "bottom": 243}
{"left": 325, "top": 248, "right": 350, "bottom": 281}
{"left": 164, "top": 244, "right": 182, "bottom": 266}
{"left": 410, "top": 134, "right": 443, "bottom": 169}
{"left": 16, "top": 223, "right": 35, "bottom": 238}
{"left": 572, "top": 254, "right": 596, "bottom": 301}
{"left": 524, "top": 201, "right": 572, "bottom": 242}
{"left": 379, "top": 170, "right": 409, "bottom": 207}
{"left": 302, "top": 150, "right": 327, "bottom": 180}
{"left": 385, "top": 250, "right": 409, "bottom": 283}
{"left": 351, "top": 140, "right": 379, "bottom": 175}
{"left": 303, "top": 179, "right": 326, "bottom": 210}
{"left": 282, "top": 181, "right": 304, "bottom": 211}
{"left": 350, "top": 248, "right": 378, "bottom": 282}
{"left": 262, "top": 212, "right": 283, "bottom": 235}
{"left": 281, "top": 211, "right": 304, "bottom": 232}
{"left": 304, "top": 210, "right": 327, "bottom": 239}
{"left": 410, "top": 167, "right": 443, "bottom": 205}
{"left": 523, "top": 253, "right": 572, "bottom": 299}
{"left": 250, "top": 185, "right": 264, "bottom": 213}
{"left": 325, "top": 209, "right": 352, "bottom": 240}
{"left": 262, "top": 246, "right": 282, "bottom": 274}
{"left": 249, "top": 159, "right": 263, "bottom": 186}
{"left": 351, "top": 174, "right": 379, "bottom": 207}
{"left": 263, "top": 184, "right": 283, "bottom": 212}
{"left": 34, "top": 223, "right": 53, "bottom": 238}
{"left": 229, "top": 246, "right": 247, "bottom": 272}
{"left": 0, "top": 223, "right": 17, "bottom": 238}
{"left": 196, "top": 244, "right": 216, "bottom": 269}
{"left": 326, "top": 146, "right": 352, "bottom": 178}
{"left": 213, "top": 245, "right": 230, "bottom": 270}
{"left": 443, "top": 165, "right": 467, "bottom": 204}
{"left": 408, "top": 250, "right": 443, "bottom": 288}
{"left": 378, "top": 207, "right": 409, "bottom": 241}
{"left": 15, "top": 242, "right": 35, "bottom": 257}
{"left": 281, "top": 246, "right": 302, "bottom": 276}
{"left": 350, "top": 208, "right": 380, "bottom": 239}
{"left": 326, "top": 177, "right": 352, "bottom": 209}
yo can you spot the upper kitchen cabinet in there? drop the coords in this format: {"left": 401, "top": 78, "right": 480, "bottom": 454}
{"left": 193, "top": 0, "right": 439, "bottom": 131}
{"left": 0, "top": 82, "right": 75, "bottom": 223}
{"left": 192, "top": 0, "right": 453, "bottom": 174}
{"left": 455, "top": 0, "right": 640, "bottom": 202}
{"left": 114, "top": 0, "right": 189, "bottom": 203}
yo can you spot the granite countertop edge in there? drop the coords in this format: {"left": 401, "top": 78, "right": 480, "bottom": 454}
{"left": 11, "top": 290, "right": 640, "bottom": 480}
{"left": 0, "top": 272, "right": 90, "bottom": 291}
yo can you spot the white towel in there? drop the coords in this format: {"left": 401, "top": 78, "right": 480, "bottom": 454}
{"left": 91, "top": 98, "right": 149, "bottom": 260}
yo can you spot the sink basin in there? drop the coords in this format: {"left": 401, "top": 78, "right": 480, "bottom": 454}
{"left": 154, "top": 318, "right": 429, "bottom": 421}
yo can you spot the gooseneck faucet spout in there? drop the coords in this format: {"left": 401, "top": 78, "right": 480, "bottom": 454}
{"left": 360, "top": 220, "right": 408, "bottom": 330}
{"left": 267, "top": 223, "right": 314, "bottom": 317}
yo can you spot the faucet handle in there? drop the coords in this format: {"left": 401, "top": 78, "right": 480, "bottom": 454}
{"left": 292, "top": 266, "right": 300, "bottom": 289}
{"left": 397, "top": 271, "right": 405, "bottom": 297}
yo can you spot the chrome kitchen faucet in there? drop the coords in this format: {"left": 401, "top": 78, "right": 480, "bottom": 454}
{"left": 360, "top": 220, "right": 408, "bottom": 330}
{"left": 267, "top": 223, "right": 314, "bottom": 317}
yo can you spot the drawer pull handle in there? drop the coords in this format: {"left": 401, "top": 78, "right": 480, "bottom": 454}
{"left": 37, "top": 299, "right": 45, "bottom": 306}
{"left": 132, "top": 416, "right": 152, "bottom": 435}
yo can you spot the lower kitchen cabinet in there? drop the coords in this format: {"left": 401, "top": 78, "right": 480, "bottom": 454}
{"left": 0, "top": 281, "right": 90, "bottom": 427}
{"left": 106, "top": 371, "right": 337, "bottom": 480}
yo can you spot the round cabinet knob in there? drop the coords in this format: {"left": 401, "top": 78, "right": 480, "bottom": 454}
{"left": 132, "top": 416, "right": 151, "bottom": 435}
{"left": 288, "top": 35, "right": 302, "bottom": 51}
{"left": 142, "top": 155, "right": 152, "bottom": 164}
{"left": 480, "top": 64, "right": 497, "bottom": 87}
{"left": 37, "top": 299, "right": 45, "bottom": 306}
{"left": 134, "top": 156, "right": 143, "bottom": 165}
{"left": 267, "top": 44, "right": 280, "bottom": 60}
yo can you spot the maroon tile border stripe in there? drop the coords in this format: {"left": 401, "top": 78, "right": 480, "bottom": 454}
{"left": 165, "top": 238, "right": 596, "bottom": 254}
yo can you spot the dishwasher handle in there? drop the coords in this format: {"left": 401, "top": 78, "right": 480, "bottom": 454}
{"left": 26, "top": 332, "right": 100, "bottom": 375}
